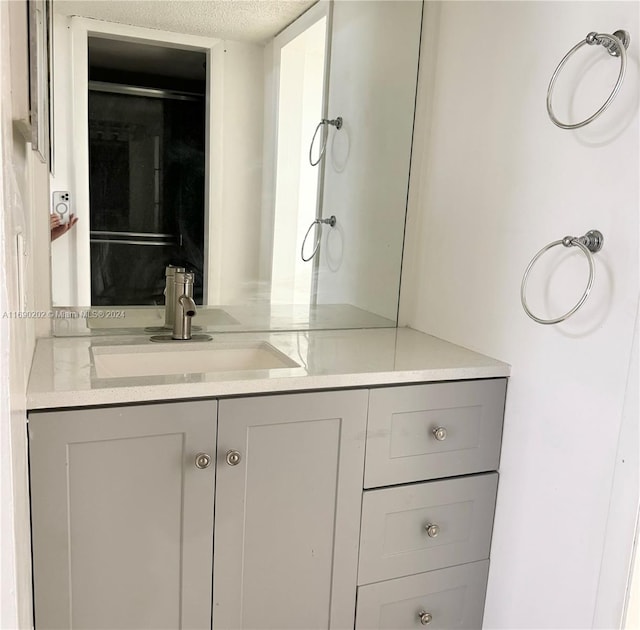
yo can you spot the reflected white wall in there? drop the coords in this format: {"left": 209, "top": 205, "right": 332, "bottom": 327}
{"left": 316, "top": 0, "right": 422, "bottom": 321}
{"left": 271, "top": 17, "right": 326, "bottom": 305}
{"left": 206, "top": 40, "right": 265, "bottom": 305}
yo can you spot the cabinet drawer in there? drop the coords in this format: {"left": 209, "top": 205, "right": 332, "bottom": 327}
{"left": 365, "top": 379, "right": 506, "bottom": 488}
{"left": 358, "top": 473, "right": 497, "bottom": 584}
{"left": 355, "top": 560, "right": 489, "bottom": 629}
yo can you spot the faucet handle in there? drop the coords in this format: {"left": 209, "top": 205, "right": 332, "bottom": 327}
{"left": 174, "top": 271, "right": 194, "bottom": 288}
{"left": 166, "top": 264, "right": 185, "bottom": 276}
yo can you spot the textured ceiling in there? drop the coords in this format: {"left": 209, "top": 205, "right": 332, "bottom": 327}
{"left": 55, "top": 0, "right": 318, "bottom": 44}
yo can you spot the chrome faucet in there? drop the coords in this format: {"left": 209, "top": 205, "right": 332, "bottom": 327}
{"left": 172, "top": 271, "right": 197, "bottom": 340}
{"left": 150, "top": 270, "right": 212, "bottom": 342}
{"left": 164, "top": 265, "right": 185, "bottom": 330}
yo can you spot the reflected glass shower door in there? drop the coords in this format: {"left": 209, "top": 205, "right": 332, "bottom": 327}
{"left": 88, "top": 85, "right": 205, "bottom": 306}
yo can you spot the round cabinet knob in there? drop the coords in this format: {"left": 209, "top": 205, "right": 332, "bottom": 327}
{"left": 194, "top": 453, "right": 212, "bottom": 469}
{"left": 432, "top": 426, "right": 447, "bottom": 441}
{"left": 226, "top": 450, "right": 242, "bottom": 466}
{"left": 418, "top": 611, "right": 433, "bottom": 625}
{"left": 425, "top": 523, "right": 440, "bottom": 538}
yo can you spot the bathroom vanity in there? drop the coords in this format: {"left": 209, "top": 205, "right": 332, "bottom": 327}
{"left": 27, "top": 328, "right": 509, "bottom": 629}
{"left": 29, "top": 0, "right": 508, "bottom": 625}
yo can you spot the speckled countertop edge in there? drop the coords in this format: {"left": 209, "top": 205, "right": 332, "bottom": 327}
{"left": 27, "top": 327, "right": 511, "bottom": 410}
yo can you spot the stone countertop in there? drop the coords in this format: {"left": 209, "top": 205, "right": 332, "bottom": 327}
{"left": 27, "top": 327, "right": 510, "bottom": 410}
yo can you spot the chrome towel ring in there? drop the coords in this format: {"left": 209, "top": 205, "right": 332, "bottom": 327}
{"left": 521, "top": 230, "right": 604, "bottom": 325}
{"left": 547, "top": 30, "right": 630, "bottom": 129}
{"left": 309, "top": 117, "right": 343, "bottom": 166}
{"left": 301, "top": 215, "right": 336, "bottom": 262}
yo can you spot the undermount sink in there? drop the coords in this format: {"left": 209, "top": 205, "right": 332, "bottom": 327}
{"left": 91, "top": 341, "right": 299, "bottom": 378}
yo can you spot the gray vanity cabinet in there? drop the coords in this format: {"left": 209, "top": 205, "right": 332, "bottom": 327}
{"left": 28, "top": 401, "right": 217, "bottom": 630}
{"left": 212, "top": 390, "right": 368, "bottom": 630}
{"left": 28, "top": 379, "right": 506, "bottom": 630}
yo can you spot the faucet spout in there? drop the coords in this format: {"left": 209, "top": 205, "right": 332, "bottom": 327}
{"left": 172, "top": 272, "right": 197, "bottom": 340}
{"left": 179, "top": 294, "right": 197, "bottom": 317}
{"left": 173, "top": 294, "right": 197, "bottom": 340}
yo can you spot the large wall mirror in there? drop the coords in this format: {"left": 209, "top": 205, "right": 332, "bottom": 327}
{"left": 50, "top": 0, "right": 423, "bottom": 334}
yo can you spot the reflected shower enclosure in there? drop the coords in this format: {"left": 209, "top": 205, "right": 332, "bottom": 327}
{"left": 88, "top": 38, "right": 206, "bottom": 305}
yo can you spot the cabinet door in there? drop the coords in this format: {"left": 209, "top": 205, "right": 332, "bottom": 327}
{"left": 29, "top": 400, "right": 217, "bottom": 630}
{"left": 214, "top": 390, "right": 368, "bottom": 630}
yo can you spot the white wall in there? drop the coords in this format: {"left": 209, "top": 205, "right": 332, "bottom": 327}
{"left": 401, "top": 2, "right": 639, "bottom": 628}
{"left": 316, "top": 0, "right": 422, "bottom": 321}
{"left": 1, "top": 1, "right": 51, "bottom": 626}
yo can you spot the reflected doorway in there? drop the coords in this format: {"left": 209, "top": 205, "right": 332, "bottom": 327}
{"left": 88, "top": 37, "right": 206, "bottom": 305}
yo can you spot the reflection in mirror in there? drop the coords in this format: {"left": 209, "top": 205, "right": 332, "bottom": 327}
{"left": 50, "top": 0, "right": 423, "bottom": 334}
{"left": 88, "top": 39, "right": 207, "bottom": 304}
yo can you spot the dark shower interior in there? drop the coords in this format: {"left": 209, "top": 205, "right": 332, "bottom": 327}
{"left": 88, "top": 37, "right": 206, "bottom": 305}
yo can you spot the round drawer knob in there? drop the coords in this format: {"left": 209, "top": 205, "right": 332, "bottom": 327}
{"left": 425, "top": 523, "right": 440, "bottom": 538}
{"left": 194, "top": 453, "right": 212, "bottom": 469}
{"left": 226, "top": 450, "right": 242, "bottom": 466}
{"left": 418, "top": 611, "right": 433, "bottom": 625}
{"left": 432, "top": 426, "right": 447, "bottom": 441}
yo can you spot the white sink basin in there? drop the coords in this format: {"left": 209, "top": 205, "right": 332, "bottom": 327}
{"left": 91, "top": 341, "right": 299, "bottom": 378}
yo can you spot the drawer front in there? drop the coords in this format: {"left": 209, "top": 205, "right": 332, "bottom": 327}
{"left": 358, "top": 473, "right": 497, "bottom": 584}
{"left": 365, "top": 379, "right": 506, "bottom": 488}
{"left": 355, "top": 560, "right": 489, "bottom": 630}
